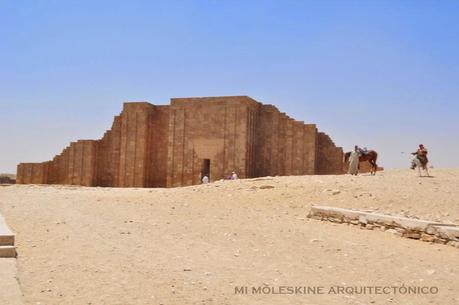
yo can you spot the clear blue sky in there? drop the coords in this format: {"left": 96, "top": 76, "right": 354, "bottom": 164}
{"left": 1, "top": 0, "right": 458, "bottom": 173}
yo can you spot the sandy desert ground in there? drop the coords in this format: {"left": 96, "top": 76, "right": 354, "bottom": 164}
{"left": 0, "top": 169, "right": 458, "bottom": 305}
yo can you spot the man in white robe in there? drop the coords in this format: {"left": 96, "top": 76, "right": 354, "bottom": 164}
{"left": 348, "top": 146, "right": 360, "bottom": 175}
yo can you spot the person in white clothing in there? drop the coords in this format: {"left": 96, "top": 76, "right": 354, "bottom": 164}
{"left": 202, "top": 175, "right": 209, "bottom": 184}
{"left": 348, "top": 146, "right": 360, "bottom": 175}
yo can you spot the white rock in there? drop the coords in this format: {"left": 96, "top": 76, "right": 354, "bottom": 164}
{"left": 386, "top": 229, "right": 402, "bottom": 237}
{"left": 426, "top": 269, "right": 436, "bottom": 275}
{"left": 358, "top": 215, "right": 368, "bottom": 224}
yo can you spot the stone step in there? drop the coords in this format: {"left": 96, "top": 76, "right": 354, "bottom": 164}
{"left": 0, "top": 235, "right": 14, "bottom": 246}
{"left": 0, "top": 214, "right": 15, "bottom": 246}
{"left": 0, "top": 246, "right": 17, "bottom": 258}
{"left": 308, "top": 205, "right": 443, "bottom": 231}
{"left": 308, "top": 205, "right": 459, "bottom": 249}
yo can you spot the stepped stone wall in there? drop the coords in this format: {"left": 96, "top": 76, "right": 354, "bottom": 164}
{"left": 17, "top": 96, "right": 344, "bottom": 187}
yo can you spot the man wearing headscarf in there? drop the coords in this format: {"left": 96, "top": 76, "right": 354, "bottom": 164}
{"left": 411, "top": 144, "right": 428, "bottom": 169}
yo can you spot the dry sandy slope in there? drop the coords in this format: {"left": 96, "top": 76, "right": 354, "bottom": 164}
{"left": 0, "top": 259, "right": 23, "bottom": 305}
{"left": 0, "top": 169, "right": 458, "bottom": 305}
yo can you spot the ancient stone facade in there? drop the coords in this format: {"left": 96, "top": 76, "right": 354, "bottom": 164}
{"left": 17, "top": 96, "right": 344, "bottom": 187}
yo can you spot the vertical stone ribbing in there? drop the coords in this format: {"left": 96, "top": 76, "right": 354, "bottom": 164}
{"left": 303, "top": 124, "right": 318, "bottom": 174}
{"left": 16, "top": 96, "right": 344, "bottom": 187}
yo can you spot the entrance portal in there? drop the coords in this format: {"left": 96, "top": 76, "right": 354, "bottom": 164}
{"left": 201, "top": 159, "right": 210, "bottom": 181}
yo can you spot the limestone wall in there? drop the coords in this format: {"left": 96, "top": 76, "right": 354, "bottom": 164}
{"left": 145, "top": 106, "right": 170, "bottom": 188}
{"left": 316, "top": 132, "right": 344, "bottom": 174}
{"left": 16, "top": 96, "right": 344, "bottom": 187}
{"left": 166, "top": 96, "right": 258, "bottom": 187}
{"left": 253, "top": 105, "right": 320, "bottom": 177}
{"left": 118, "top": 103, "right": 152, "bottom": 187}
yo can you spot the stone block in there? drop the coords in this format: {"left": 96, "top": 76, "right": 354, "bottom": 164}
{"left": 308, "top": 205, "right": 459, "bottom": 249}
{"left": 0, "top": 246, "right": 16, "bottom": 258}
{"left": 0, "top": 214, "right": 15, "bottom": 256}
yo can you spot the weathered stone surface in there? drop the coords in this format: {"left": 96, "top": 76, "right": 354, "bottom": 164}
{"left": 308, "top": 205, "right": 459, "bottom": 249}
{"left": 364, "top": 213, "right": 441, "bottom": 231}
{"left": 385, "top": 229, "right": 402, "bottom": 237}
{"left": 309, "top": 205, "right": 366, "bottom": 220}
{"left": 432, "top": 225, "right": 459, "bottom": 240}
{"left": 0, "top": 246, "right": 16, "bottom": 258}
{"left": 0, "top": 215, "right": 14, "bottom": 247}
{"left": 17, "top": 96, "right": 344, "bottom": 187}
{"left": 426, "top": 225, "right": 438, "bottom": 235}
{"left": 421, "top": 233, "right": 435, "bottom": 242}
{"left": 0, "top": 214, "right": 16, "bottom": 258}
{"left": 358, "top": 215, "right": 368, "bottom": 224}
{"left": 403, "top": 232, "right": 421, "bottom": 239}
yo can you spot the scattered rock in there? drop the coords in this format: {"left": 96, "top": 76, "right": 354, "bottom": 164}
{"left": 359, "top": 215, "right": 368, "bottom": 224}
{"left": 403, "top": 232, "right": 421, "bottom": 239}
{"left": 421, "top": 233, "right": 435, "bottom": 242}
{"left": 426, "top": 269, "right": 436, "bottom": 275}
{"left": 386, "top": 229, "right": 402, "bottom": 237}
{"left": 259, "top": 185, "right": 275, "bottom": 189}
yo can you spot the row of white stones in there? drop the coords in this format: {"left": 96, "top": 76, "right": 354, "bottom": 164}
{"left": 308, "top": 205, "right": 459, "bottom": 249}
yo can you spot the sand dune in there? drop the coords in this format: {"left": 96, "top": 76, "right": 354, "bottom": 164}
{"left": 0, "top": 169, "right": 458, "bottom": 305}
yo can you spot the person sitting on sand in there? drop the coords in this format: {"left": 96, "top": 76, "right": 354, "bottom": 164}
{"left": 230, "top": 171, "right": 238, "bottom": 180}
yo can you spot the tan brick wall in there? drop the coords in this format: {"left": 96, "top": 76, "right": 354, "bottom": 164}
{"left": 303, "top": 124, "right": 318, "bottom": 174}
{"left": 145, "top": 106, "right": 170, "bottom": 187}
{"left": 117, "top": 103, "right": 154, "bottom": 187}
{"left": 253, "top": 106, "right": 322, "bottom": 177}
{"left": 16, "top": 96, "right": 345, "bottom": 187}
{"left": 316, "top": 132, "right": 344, "bottom": 174}
{"left": 166, "top": 96, "right": 258, "bottom": 187}
{"left": 16, "top": 162, "right": 48, "bottom": 184}
{"left": 95, "top": 116, "right": 122, "bottom": 186}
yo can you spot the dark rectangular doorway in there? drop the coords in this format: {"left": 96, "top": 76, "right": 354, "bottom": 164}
{"left": 201, "top": 159, "right": 210, "bottom": 180}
